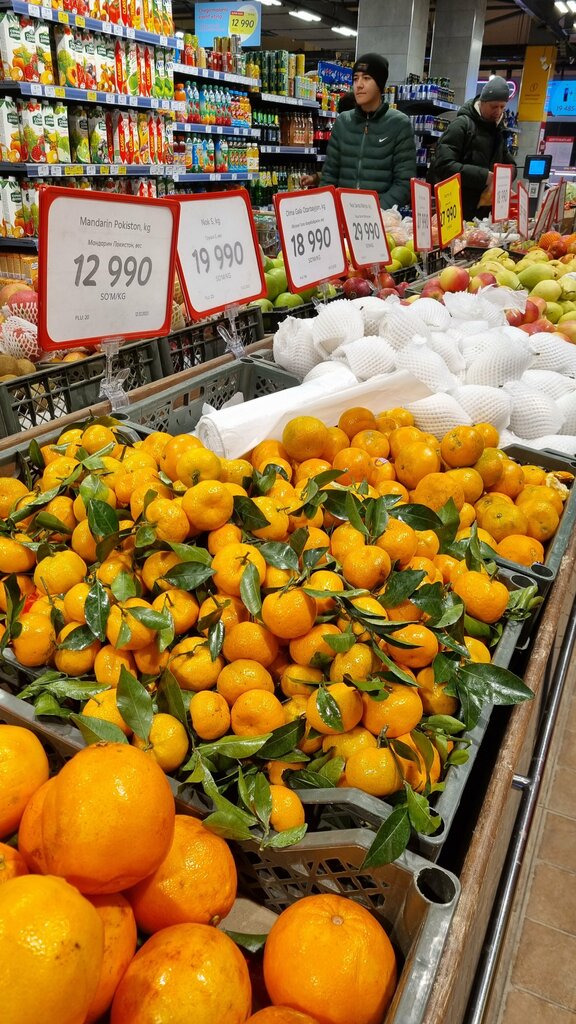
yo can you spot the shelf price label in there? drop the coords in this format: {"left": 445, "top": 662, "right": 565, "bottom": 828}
{"left": 274, "top": 187, "right": 347, "bottom": 292}
{"left": 228, "top": 8, "right": 258, "bottom": 37}
{"left": 517, "top": 181, "right": 529, "bottom": 240}
{"left": 172, "top": 190, "right": 266, "bottom": 319}
{"left": 434, "top": 173, "right": 464, "bottom": 248}
{"left": 38, "top": 188, "right": 179, "bottom": 351}
{"left": 335, "top": 188, "right": 391, "bottom": 269}
{"left": 492, "top": 163, "right": 512, "bottom": 223}
{"left": 410, "top": 178, "right": 433, "bottom": 252}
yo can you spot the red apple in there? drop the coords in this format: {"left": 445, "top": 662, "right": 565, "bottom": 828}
{"left": 376, "top": 272, "right": 397, "bottom": 290}
{"left": 548, "top": 240, "right": 567, "bottom": 258}
{"left": 523, "top": 299, "right": 540, "bottom": 324}
{"left": 556, "top": 322, "right": 576, "bottom": 343}
{"left": 421, "top": 282, "right": 445, "bottom": 301}
{"left": 468, "top": 272, "right": 497, "bottom": 292}
{"left": 396, "top": 281, "right": 410, "bottom": 297}
{"left": 529, "top": 296, "right": 547, "bottom": 317}
{"left": 439, "top": 266, "right": 471, "bottom": 292}
{"left": 377, "top": 287, "right": 400, "bottom": 299}
{"left": 519, "top": 319, "right": 557, "bottom": 335}
{"left": 342, "top": 277, "right": 372, "bottom": 299}
{"left": 506, "top": 308, "right": 525, "bottom": 327}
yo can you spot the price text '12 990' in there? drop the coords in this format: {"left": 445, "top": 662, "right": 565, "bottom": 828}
{"left": 73, "top": 254, "right": 153, "bottom": 289}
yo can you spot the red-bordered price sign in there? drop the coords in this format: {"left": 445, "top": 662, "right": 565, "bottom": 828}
{"left": 492, "top": 163, "right": 513, "bottom": 224}
{"left": 38, "top": 188, "right": 179, "bottom": 352}
{"left": 274, "top": 187, "right": 347, "bottom": 292}
{"left": 410, "top": 178, "right": 433, "bottom": 251}
{"left": 335, "top": 188, "right": 390, "bottom": 269}
{"left": 517, "top": 181, "right": 530, "bottom": 239}
{"left": 171, "top": 190, "right": 266, "bottom": 320}
{"left": 534, "top": 186, "right": 558, "bottom": 239}
{"left": 434, "top": 173, "right": 464, "bottom": 248}
{"left": 554, "top": 178, "right": 566, "bottom": 224}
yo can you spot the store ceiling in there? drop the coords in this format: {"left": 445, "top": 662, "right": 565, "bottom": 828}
{"left": 172, "top": 0, "right": 576, "bottom": 66}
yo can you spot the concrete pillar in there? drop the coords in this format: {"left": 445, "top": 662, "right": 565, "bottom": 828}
{"left": 428, "top": 0, "right": 487, "bottom": 106}
{"left": 356, "top": 0, "right": 430, "bottom": 86}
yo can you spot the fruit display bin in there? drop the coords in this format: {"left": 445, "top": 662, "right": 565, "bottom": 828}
{"left": 159, "top": 306, "right": 265, "bottom": 376}
{"left": 234, "top": 828, "right": 460, "bottom": 1024}
{"left": 0, "top": 337, "right": 165, "bottom": 436}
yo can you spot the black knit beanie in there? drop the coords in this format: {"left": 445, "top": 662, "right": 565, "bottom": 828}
{"left": 352, "top": 53, "right": 389, "bottom": 93}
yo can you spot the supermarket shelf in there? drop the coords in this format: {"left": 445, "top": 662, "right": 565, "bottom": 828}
{"left": 10, "top": 0, "right": 183, "bottom": 48}
{"left": 0, "top": 80, "right": 185, "bottom": 112}
{"left": 171, "top": 171, "right": 259, "bottom": 182}
{"left": 0, "top": 162, "right": 170, "bottom": 177}
{"left": 174, "top": 122, "right": 260, "bottom": 138}
{"left": 398, "top": 99, "right": 459, "bottom": 112}
{"left": 258, "top": 93, "right": 319, "bottom": 109}
{"left": 316, "top": 154, "right": 326, "bottom": 162}
{"left": 173, "top": 63, "right": 260, "bottom": 88}
{"left": 316, "top": 109, "right": 338, "bottom": 118}
{"left": 0, "top": 236, "right": 37, "bottom": 249}
{"left": 414, "top": 128, "right": 442, "bottom": 138}
{"left": 260, "top": 145, "right": 317, "bottom": 155}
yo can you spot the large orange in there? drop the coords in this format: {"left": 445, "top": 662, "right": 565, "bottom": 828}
{"left": 110, "top": 922, "right": 252, "bottom": 1024}
{"left": 0, "top": 842, "right": 28, "bottom": 884}
{"left": 40, "top": 743, "right": 175, "bottom": 894}
{"left": 84, "top": 893, "right": 138, "bottom": 1024}
{"left": 0, "top": 874, "right": 104, "bottom": 1024}
{"left": 0, "top": 725, "right": 49, "bottom": 839}
{"left": 263, "top": 893, "right": 397, "bottom": 1024}
{"left": 126, "top": 815, "right": 237, "bottom": 933}
{"left": 247, "top": 1010, "right": 321, "bottom": 1023}
{"left": 16, "top": 777, "right": 53, "bottom": 873}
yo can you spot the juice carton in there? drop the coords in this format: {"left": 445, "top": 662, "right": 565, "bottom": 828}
{"left": 154, "top": 111, "right": 163, "bottom": 163}
{"left": 161, "top": 0, "right": 173, "bottom": 36}
{"left": 136, "top": 43, "right": 147, "bottom": 96}
{"left": 114, "top": 38, "right": 127, "bottom": 94}
{"left": 164, "top": 114, "right": 173, "bottom": 164}
{"left": 104, "top": 110, "right": 114, "bottom": 162}
{"left": 88, "top": 106, "right": 108, "bottom": 164}
{"left": 1, "top": 177, "right": 25, "bottom": 238}
{"left": 152, "top": 0, "right": 162, "bottom": 34}
{"left": 54, "top": 25, "right": 77, "bottom": 88}
{"left": 136, "top": 110, "right": 150, "bottom": 163}
{"left": 34, "top": 20, "right": 54, "bottom": 85}
{"left": 147, "top": 111, "right": 156, "bottom": 163}
{"left": 127, "top": 109, "right": 139, "bottom": 163}
{"left": 153, "top": 47, "right": 165, "bottom": 99}
{"left": 19, "top": 179, "right": 35, "bottom": 237}
{"left": 142, "top": 44, "right": 154, "bottom": 97}
{"left": 106, "top": 0, "right": 122, "bottom": 25}
{"left": 0, "top": 13, "right": 39, "bottom": 84}
{"left": 94, "top": 34, "right": 110, "bottom": 92}
{"left": 18, "top": 97, "right": 45, "bottom": 162}
{"left": 111, "top": 109, "right": 128, "bottom": 163}
{"left": 54, "top": 102, "right": 71, "bottom": 162}
{"left": 164, "top": 47, "right": 174, "bottom": 99}
{"left": 68, "top": 106, "right": 90, "bottom": 163}
{"left": 105, "top": 36, "right": 116, "bottom": 91}
{"left": 125, "top": 40, "right": 139, "bottom": 96}
{"left": 41, "top": 101, "right": 59, "bottom": 164}
{"left": 141, "top": 0, "right": 155, "bottom": 32}
{"left": 132, "top": 0, "right": 144, "bottom": 29}
{"left": 0, "top": 97, "right": 23, "bottom": 163}
{"left": 72, "top": 28, "right": 86, "bottom": 90}
{"left": 82, "top": 31, "right": 97, "bottom": 91}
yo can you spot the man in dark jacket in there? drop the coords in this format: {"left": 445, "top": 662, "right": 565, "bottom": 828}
{"left": 308, "top": 53, "right": 417, "bottom": 209}
{"left": 431, "top": 76, "right": 517, "bottom": 220}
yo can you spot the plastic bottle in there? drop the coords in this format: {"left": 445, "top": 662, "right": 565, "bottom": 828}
{"left": 205, "top": 136, "right": 215, "bottom": 172}
{"left": 199, "top": 86, "right": 207, "bottom": 124}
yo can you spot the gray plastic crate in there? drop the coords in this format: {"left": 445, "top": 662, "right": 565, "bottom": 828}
{"left": 234, "top": 828, "right": 460, "bottom": 1024}
{"left": 158, "top": 307, "right": 265, "bottom": 375}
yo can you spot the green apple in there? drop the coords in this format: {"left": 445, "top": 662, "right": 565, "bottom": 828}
{"left": 265, "top": 267, "right": 288, "bottom": 301}
{"left": 391, "top": 246, "right": 416, "bottom": 268}
{"left": 249, "top": 298, "right": 274, "bottom": 312}
{"left": 274, "top": 292, "right": 305, "bottom": 309}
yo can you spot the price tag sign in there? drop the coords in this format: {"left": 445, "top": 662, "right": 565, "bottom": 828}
{"left": 554, "top": 178, "right": 566, "bottom": 224}
{"left": 492, "top": 163, "right": 512, "bottom": 224}
{"left": 38, "top": 188, "right": 179, "bottom": 351}
{"left": 274, "top": 187, "right": 347, "bottom": 292}
{"left": 172, "top": 190, "right": 266, "bottom": 319}
{"left": 229, "top": 9, "right": 258, "bottom": 36}
{"left": 410, "top": 178, "right": 433, "bottom": 252}
{"left": 534, "top": 187, "right": 557, "bottom": 239}
{"left": 517, "top": 181, "right": 529, "bottom": 239}
{"left": 336, "top": 188, "right": 390, "bottom": 269}
{"left": 434, "top": 174, "right": 464, "bottom": 248}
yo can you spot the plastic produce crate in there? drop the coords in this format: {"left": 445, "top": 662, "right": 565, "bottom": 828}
{"left": 234, "top": 828, "right": 460, "bottom": 1024}
{"left": 0, "top": 338, "right": 164, "bottom": 436}
{"left": 261, "top": 293, "right": 341, "bottom": 336}
{"left": 158, "top": 307, "right": 265, "bottom": 376}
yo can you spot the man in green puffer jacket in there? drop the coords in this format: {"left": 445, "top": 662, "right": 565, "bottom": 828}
{"left": 430, "top": 76, "right": 517, "bottom": 220}
{"left": 316, "top": 53, "right": 417, "bottom": 209}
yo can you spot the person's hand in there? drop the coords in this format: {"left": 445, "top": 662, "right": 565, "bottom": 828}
{"left": 301, "top": 173, "right": 320, "bottom": 189}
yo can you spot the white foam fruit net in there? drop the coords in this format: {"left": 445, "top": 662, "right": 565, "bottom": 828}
{"left": 349, "top": 296, "right": 390, "bottom": 335}
{"left": 450, "top": 384, "right": 513, "bottom": 430}
{"left": 379, "top": 307, "right": 429, "bottom": 350}
{"left": 311, "top": 301, "right": 364, "bottom": 357}
{"left": 556, "top": 392, "right": 576, "bottom": 435}
{"left": 395, "top": 335, "right": 457, "bottom": 392}
{"left": 443, "top": 290, "right": 507, "bottom": 326}
{"left": 425, "top": 332, "right": 466, "bottom": 375}
{"left": 521, "top": 369, "right": 576, "bottom": 401}
{"left": 519, "top": 433, "right": 576, "bottom": 455}
{"left": 0, "top": 316, "right": 40, "bottom": 359}
{"left": 407, "top": 392, "right": 472, "bottom": 435}
{"left": 412, "top": 297, "right": 452, "bottom": 330}
{"left": 527, "top": 333, "right": 576, "bottom": 375}
{"left": 273, "top": 317, "right": 320, "bottom": 380}
{"left": 504, "top": 380, "right": 564, "bottom": 440}
{"left": 332, "top": 337, "right": 397, "bottom": 380}
{"left": 302, "top": 362, "right": 359, "bottom": 386}
{"left": 465, "top": 336, "right": 533, "bottom": 387}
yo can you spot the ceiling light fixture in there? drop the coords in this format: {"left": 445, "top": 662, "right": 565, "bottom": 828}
{"left": 331, "top": 25, "right": 357, "bottom": 36}
{"left": 289, "top": 9, "right": 322, "bottom": 22}
{"left": 260, "top": 0, "right": 283, "bottom": 6}
{"left": 567, "top": 0, "right": 576, "bottom": 11}
{"left": 555, "top": 1, "right": 568, "bottom": 11}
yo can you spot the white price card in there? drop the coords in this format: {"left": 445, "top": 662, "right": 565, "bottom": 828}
{"left": 172, "top": 190, "right": 266, "bottom": 319}
{"left": 410, "top": 178, "right": 433, "bottom": 252}
{"left": 336, "top": 188, "right": 390, "bottom": 269}
{"left": 517, "top": 182, "right": 529, "bottom": 240}
{"left": 534, "top": 186, "right": 557, "bottom": 239}
{"left": 555, "top": 178, "right": 566, "bottom": 224}
{"left": 492, "top": 163, "right": 513, "bottom": 224}
{"left": 274, "top": 187, "right": 347, "bottom": 292}
{"left": 38, "top": 188, "right": 179, "bottom": 351}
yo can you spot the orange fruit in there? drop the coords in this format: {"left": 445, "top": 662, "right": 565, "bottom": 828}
{"left": 475, "top": 502, "right": 528, "bottom": 543}
{"left": 106, "top": 598, "right": 158, "bottom": 652}
{"left": 394, "top": 442, "right": 441, "bottom": 489}
{"left": 34, "top": 549, "right": 87, "bottom": 596}
{"left": 368, "top": 457, "right": 396, "bottom": 486}
{"left": 132, "top": 713, "right": 189, "bottom": 773}
{"left": 351, "top": 429, "right": 390, "bottom": 459}
{"left": 415, "top": 667, "right": 459, "bottom": 716}
{"left": 362, "top": 681, "right": 423, "bottom": 738}
{"left": 190, "top": 690, "right": 231, "bottom": 739}
{"left": 263, "top": 893, "right": 396, "bottom": 1024}
{"left": 283, "top": 417, "right": 329, "bottom": 460}
{"left": 474, "top": 448, "right": 505, "bottom": 488}
{"left": 516, "top": 485, "right": 563, "bottom": 515}
{"left": 197, "top": 593, "right": 249, "bottom": 635}
{"left": 394, "top": 731, "right": 442, "bottom": 791}
{"left": 306, "top": 570, "right": 345, "bottom": 614}
{"left": 444, "top": 467, "right": 484, "bottom": 505}
{"left": 15, "top": 777, "right": 52, "bottom": 874}
{"left": 170, "top": 636, "right": 225, "bottom": 691}
{"left": 458, "top": 502, "right": 476, "bottom": 529}
{"left": 406, "top": 556, "right": 443, "bottom": 585}
{"left": 375, "top": 517, "right": 417, "bottom": 566}
{"left": 280, "top": 663, "right": 324, "bottom": 698}
{"left": 176, "top": 447, "right": 222, "bottom": 487}
{"left": 152, "top": 588, "right": 199, "bottom": 634}
{"left": 374, "top": 479, "right": 409, "bottom": 501}
{"left": 338, "top": 406, "right": 376, "bottom": 439}
{"left": 11, "top": 611, "right": 56, "bottom": 668}
{"left": 330, "top": 522, "right": 366, "bottom": 562}
{"left": 434, "top": 553, "right": 462, "bottom": 584}
{"left": 181, "top": 480, "right": 234, "bottom": 533}
{"left": 412, "top": 472, "right": 465, "bottom": 512}
{"left": 414, "top": 529, "right": 440, "bottom": 559}
{"left": 262, "top": 588, "right": 317, "bottom": 640}
{"left": 340, "top": 544, "right": 391, "bottom": 590}
{"left": 126, "top": 815, "right": 236, "bottom": 932}
{"left": 388, "top": 425, "right": 422, "bottom": 460}
{"left": 306, "top": 682, "right": 363, "bottom": 736}
{"left": 247, "top": 1009, "right": 321, "bottom": 1024}
{"left": 496, "top": 534, "right": 545, "bottom": 566}
{"left": 55, "top": 620, "right": 101, "bottom": 676}
{"left": 211, "top": 542, "right": 267, "bottom": 597}
{"left": 133, "top": 641, "right": 170, "bottom": 678}
{"left": 269, "top": 784, "right": 306, "bottom": 831}
{"left": 321, "top": 426, "right": 350, "bottom": 462}
{"left": 332, "top": 446, "right": 372, "bottom": 486}
{"left": 251, "top": 439, "right": 289, "bottom": 467}
{"left": 94, "top": 645, "right": 137, "bottom": 687}
{"left": 474, "top": 422, "right": 499, "bottom": 448}
{"left": 82, "top": 688, "right": 131, "bottom": 736}
{"left": 329, "top": 642, "right": 376, "bottom": 683}
{"left": 386, "top": 624, "right": 439, "bottom": 669}
{"left": 145, "top": 497, "right": 190, "bottom": 544}
{"left": 463, "top": 637, "right": 492, "bottom": 664}
{"left": 520, "top": 465, "right": 547, "bottom": 487}
{"left": 207, "top": 523, "right": 242, "bottom": 555}
{"left": 0, "top": 725, "right": 49, "bottom": 840}
{"left": 223, "top": 621, "right": 279, "bottom": 667}
{"left": 294, "top": 458, "right": 332, "bottom": 484}
{"left": 0, "top": 874, "right": 104, "bottom": 1024}
{"left": 452, "top": 570, "right": 509, "bottom": 623}
{"left": 217, "top": 659, "right": 274, "bottom": 705}
{"left": 84, "top": 893, "right": 138, "bottom": 1024}
{"left": 110, "top": 923, "right": 252, "bottom": 1024}
{"left": 0, "top": 842, "right": 28, "bottom": 884}
{"left": 520, "top": 499, "right": 559, "bottom": 543}
{"left": 322, "top": 725, "right": 377, "bottom": 761}
{"left": 0, "top": 477, "right": 29, "bottom": 518}
{"left": 130, "top": 479, "right": 171, "bottom": 521}
{"left": 41, "top": 743, "right": 175, "bottom": 894}
{"left": 386, "top": 406, "right": 414, "bottom": 427}
{"left": 487, "top": 459, "right": 524, "bottom": 498}
{"left": 231, "top": 689, "right": 286, "bottom": 736}
{"left": 344, "top": 745, "right": 403, "bottom": 797}
{"left": 289, "top": 624, "right": 342, "bottom": 667}
{"left": 440, "top": 426, "right": 484, "bottom": 468}
{"left": 81, "top": 423, "right": 117, "bottom": 454}
{"left": 0, "top": 573, "right": 34, "bottom": 612}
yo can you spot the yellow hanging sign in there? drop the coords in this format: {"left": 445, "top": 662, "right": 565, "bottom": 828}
{"left": 518, "top": 47, "right": 556, "bottom": 122}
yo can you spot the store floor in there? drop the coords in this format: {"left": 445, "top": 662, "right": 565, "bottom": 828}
{"left": 489, "top": 644, "right": 576, "bottom": 1022}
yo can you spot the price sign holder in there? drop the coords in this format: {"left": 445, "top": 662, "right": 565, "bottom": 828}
{"left": 492, "top": 163, "right": 513, "bottom": 224}
{"left": 38, "top": 188, "right": 179, "bottom": 408}
{"left": 170, "top": 191, "right": 266, "bottom": 355}
{"left": 553, "top": 178, "right": 566, "bottom": 228}
{"left": 534, "top": 186, "right": 558, "bottom": 239}
{"left": 410, "top": 177, "right": 433, "bottom": 275}
{"left": 335, "top": 189, "right": 391, "bottom": 279}
{"left": 517, "top": 181, "right": 530, "bottom": 240}
{"left": 434, "top": 174, "right": 464, "bottom": 250}
{"left": 274, "top": 187, "right": 347, "bottom": 296}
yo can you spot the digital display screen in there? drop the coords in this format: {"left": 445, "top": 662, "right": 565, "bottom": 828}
{"left": 546, "top": 81, "right": 576, "bottom": 117}
{"left": 523, "top": 155, "right": 552, "bottom": 179}
{"left": 527, "top": 158, "right": 547, "bottom": 176}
